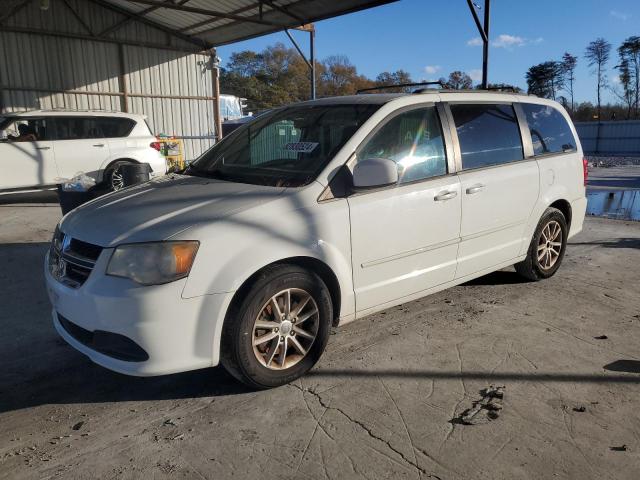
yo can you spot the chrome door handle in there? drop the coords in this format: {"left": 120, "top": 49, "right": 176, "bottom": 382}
{"left": 434, "top": 190, "right": 458, "bottom": 201}
{"left": 466, "top": 184, "right": 485, "bottom": 194}
{"left": 35, "top": 146, "right": 50, "bottom": 150}
{"left": 93, "top": 143, "right": 105, "bottom": 147}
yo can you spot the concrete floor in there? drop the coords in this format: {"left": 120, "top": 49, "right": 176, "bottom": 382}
{"left": 1, "top": 205, "right": 639, "bottom": 480}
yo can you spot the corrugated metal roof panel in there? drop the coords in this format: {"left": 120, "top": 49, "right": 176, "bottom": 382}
{"left": 102, "top": 0, "right": 399, "bottom": 46}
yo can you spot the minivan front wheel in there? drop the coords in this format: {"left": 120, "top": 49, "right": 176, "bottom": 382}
{"left": 221, "top": 265, "right": 332, "bottom": 389}
{"left": 515, "top": 207, "right": 568, "bottom": 281}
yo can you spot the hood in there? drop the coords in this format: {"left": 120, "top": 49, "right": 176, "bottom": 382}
{"left": 60, "top": 175, "right": 286, "bottom": 247}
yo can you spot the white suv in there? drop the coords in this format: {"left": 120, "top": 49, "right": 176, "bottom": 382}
{"left": 45, "top": 91, "right": 587, "bottom": 388}
{"left": 0, "top": 110, "right": 167, "bottom": 192}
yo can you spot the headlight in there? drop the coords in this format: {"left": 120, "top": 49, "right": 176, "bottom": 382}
{"left": 106, "top": 241, "right": 199, "bottom": 285}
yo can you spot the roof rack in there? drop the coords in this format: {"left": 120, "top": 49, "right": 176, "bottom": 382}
{"left": 486, "top": 86, "right": 521, "bottom": 93}
{"left": 356, "top": 81, "right": 445, "bottom": 94}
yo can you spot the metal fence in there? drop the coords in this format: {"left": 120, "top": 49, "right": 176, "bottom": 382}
{"left": 574, "top": 120, "right": 640, "bottom": 156}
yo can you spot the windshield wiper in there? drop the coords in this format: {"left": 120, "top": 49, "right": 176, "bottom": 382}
{"left": 185, "top": 164, "right": 229, "bottom": 180}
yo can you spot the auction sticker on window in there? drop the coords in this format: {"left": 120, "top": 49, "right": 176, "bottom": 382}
{"left": 283, "top": 142, "right": 319, "bottom": 153}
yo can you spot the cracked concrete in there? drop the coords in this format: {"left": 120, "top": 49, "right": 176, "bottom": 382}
{"left": 1, "top": 204, "right": 639, "bottom": 479}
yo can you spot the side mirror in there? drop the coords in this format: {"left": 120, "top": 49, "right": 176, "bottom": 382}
{"left": 352, "top": 158, "right": 398, "bottom": 190}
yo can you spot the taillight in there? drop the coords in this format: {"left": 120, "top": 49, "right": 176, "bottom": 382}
{"left": 582, "top": 157, "right": 588, "bottom": 186}
{"left": 150, "top": 141, "right": 162, "bottom": 151}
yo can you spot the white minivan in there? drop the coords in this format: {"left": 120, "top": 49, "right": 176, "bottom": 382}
{"left": 0, "top": 110, "right": 167, "bottom": 193}
{"left": 45, "top": 91, "right": 587, "bottom": 388}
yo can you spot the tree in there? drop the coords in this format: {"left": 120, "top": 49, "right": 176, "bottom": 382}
{"left": 612, "top": 58, "right": 634, "bottom": 118}
{"left": 374, "top": 70, "right": 413, "bottom": 92}
{"left": 585, "top": 38, "right": 612, "bottom": 120}
{"left": 318, "top": 55, "right": 373, "bottom": 96}
{"left": 561, "top": 52, "right": 578, "bottom": 112}
{"left": 443, "top": 71, "right": 473, "bottom": 89}
{"left": 526, "top": 61, "right": 564, "bottom": 99}
{"left": 617, "top": 36, "right": 640, "bottom": 117}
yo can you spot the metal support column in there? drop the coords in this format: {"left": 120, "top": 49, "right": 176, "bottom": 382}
{"left": 310, "top": 27, "right": 316, "bottom": 100}
{"left": 466, "top": 0, "right": 491, "bottom": 89}
{"left": 211, "top": 52, "right": 223, "bottom": 141}
{"left": 482, "top": 0, "right": 490, "bottom": 89}
{"left": 118, "top": 44, "right": 129, "bottom": 112}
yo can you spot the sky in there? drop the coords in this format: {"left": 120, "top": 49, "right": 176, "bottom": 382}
{"left": 217, "top": 0, "right": 640, "bottom": 104}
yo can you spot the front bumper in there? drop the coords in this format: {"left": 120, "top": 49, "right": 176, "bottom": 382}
{"left": 45, "top": 249, "right": 232, "bottom": 376}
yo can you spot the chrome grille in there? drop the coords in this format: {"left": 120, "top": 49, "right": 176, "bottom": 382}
{"left": 49, "top": 227, "right": 102, "bottom": 288}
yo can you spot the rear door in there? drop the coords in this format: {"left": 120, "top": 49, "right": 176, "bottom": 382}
{"left": 51, "top": 117, "right": 111, "bottom": 179}
{"left": 447, "top": 102, "right": 539, "bottom": 278}
{"left": 348, "top": 104, "right": 462, "bottom": 314}
{"left": 0, "top": 117, "right": 57, "bottom": 190}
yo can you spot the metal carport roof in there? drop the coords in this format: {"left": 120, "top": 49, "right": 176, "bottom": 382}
{"left": 97, "top": 0, "right": 399, "bottom": 48}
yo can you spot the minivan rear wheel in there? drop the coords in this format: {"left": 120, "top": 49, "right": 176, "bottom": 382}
{"left": 221, "top": 265, "right": 332, "bottom": 389}
{"left": 515, "top": 207, "right": 568, "bottom": 281}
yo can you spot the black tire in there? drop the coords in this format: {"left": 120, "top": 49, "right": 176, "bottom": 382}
{"left": 220, "top": 264, "right": 333, "bottom": 389}
{"left": 103, "top": 160, "right": 131, "bottom": 191}
{"left": 515, "top": 207, "right": 568, "bottom": 281}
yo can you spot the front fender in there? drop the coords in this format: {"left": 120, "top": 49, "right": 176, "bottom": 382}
{"left": 180, "top": 194, "right": 355, "bottom": 320}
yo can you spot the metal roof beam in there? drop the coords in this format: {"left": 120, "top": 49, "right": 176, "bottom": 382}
{"left": 98, "top": 0, "right": 190, "bottom": 37}
{"left": 177, "top": 2, "right": 259, "bottom": 33}
{"left": 0, "top": 0, "right": 32, "bottom": 25}
{"left": 61, "top": 0, "right": 95, "bottom": 36}
{"left": 202, "top": 0, "right": 396, "bottom": 44}
{"left": 0, "top": 26, "right": 203, "bottom": 53}
{"left": 263, "top": 1, "right": 305, "bottom": 24}
{"left": 87, "top": 0, "right": 209, "bottom": 48}
{"left": 123, "top": 0, "right": 290, "bottom": 27}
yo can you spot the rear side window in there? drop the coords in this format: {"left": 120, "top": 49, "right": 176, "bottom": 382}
{"left": 521, "top": 103, "right": 576, "bottom": 155}
{"left": 358, "top": 107, "right": 447, "bottom": 183}
{"left": 96, "top": 118, "right": 136, "bottom": 138}
{"left": 450, "top": 104, "right": 523, "bottom": 170}
{"left": 53, "top": 117, "right": 135, "bottom": 140}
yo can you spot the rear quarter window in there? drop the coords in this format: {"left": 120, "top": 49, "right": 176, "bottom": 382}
{"left": 96, "top": 118, "right": 136, "bottom": 138}
{"left": 450, "top": 103, "right": 524, "bottom": 170}
{"left": 521, "top": 103, "right": 576, "bottom": 155}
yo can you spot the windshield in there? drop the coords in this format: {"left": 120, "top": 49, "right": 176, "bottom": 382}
{"left": 187, "top": 104, "right": 380, "bottom": 187}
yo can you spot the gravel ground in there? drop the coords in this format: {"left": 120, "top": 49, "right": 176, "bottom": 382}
{"left": 1, "top": 206, "right": 639, "bottom": 480}
{"left": 586, "top": 156, "right": 640, "bottom": 167}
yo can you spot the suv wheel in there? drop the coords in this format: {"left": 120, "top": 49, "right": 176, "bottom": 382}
{"left": 221, "top": 265, "right": 332, "bottom": 389}
{"left": 515, "top": 207, "right": 568, "bottom": 281}
{"left": 104, "top": 161, "right": 130, "bottom": 191}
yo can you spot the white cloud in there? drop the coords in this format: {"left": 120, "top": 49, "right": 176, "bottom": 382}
{"left": 424, "top": 65, "right": 441, "bottom": 75}
{"left": 610, "top": 10, "right": 630, "bottom": 21}
{"left": 469, "top": 34, "right": 544, "bottom": 50}
{"left": 492, "top": 34, "right": 525, "bottom": 48}
{"left": 467, "top": 37, "right": 483, "bottom": 47}
{"left": 610, "top": 75, "right": 621, "bottom": 85}
{"left": 469, "top": 69, "right": 483, "bottom": 82}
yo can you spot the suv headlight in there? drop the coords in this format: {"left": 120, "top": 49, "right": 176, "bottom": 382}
{"left": 106, "top": 241, "right": 199, "bottom": 285}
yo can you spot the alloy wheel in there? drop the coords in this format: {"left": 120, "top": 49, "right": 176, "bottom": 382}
{"left": 110, "top": 168, "right": 124, "bottom": 191}
{"left": 252, "top": 288, "right": 319, "bottom": 370}
{"left": 537, "top": 220, "right": 562, "bottom": 270}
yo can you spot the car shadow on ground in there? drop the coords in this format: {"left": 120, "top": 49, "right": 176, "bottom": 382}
{"left": 604, "top": 360, "right": 640, "bottom": 374}
{"left": 2, "top": 240, "right": 638, "bottom": 416}
{"left": 570, "top": 237, "right": 640, "bottom": 250}
{"left": 462, "top": 269, "right": 529, "bottom": 286}
{"left": 0, "top": 190, "right": 58, "bottom": 204}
